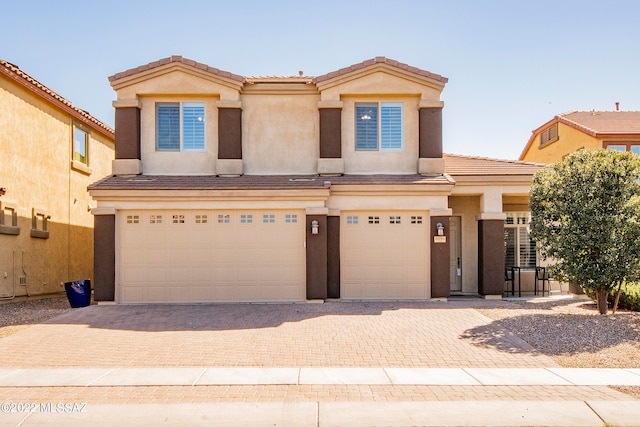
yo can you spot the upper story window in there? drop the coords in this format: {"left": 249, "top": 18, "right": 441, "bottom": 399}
{"left": 73, "top": 125, "right": 89, "bottom": 164}
{"left": 539, "top": 123, "right": 558, "bottom": 147}
{"left": 355, "top": 102, "right": 403, "bottom": 151}
{"left": 156, "top": 102, "right": 205, "bottom": 152}
{"left": 605, "top": 142, "right": 640, "bottom": 154}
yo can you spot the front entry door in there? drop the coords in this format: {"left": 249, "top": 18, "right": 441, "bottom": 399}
{"left": 449, "top": 216, "right": 462, "bottom": 293}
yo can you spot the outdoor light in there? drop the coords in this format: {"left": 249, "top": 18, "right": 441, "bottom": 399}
{"left": 311, "top": 220, "right": 319, "bottom": 235}
{"left": 436, "top": 222, "right": 445, "bottom": 236}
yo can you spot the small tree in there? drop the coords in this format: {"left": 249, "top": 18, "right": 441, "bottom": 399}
{"left": 529, "top": 149, "right": 640, "bottom": 314}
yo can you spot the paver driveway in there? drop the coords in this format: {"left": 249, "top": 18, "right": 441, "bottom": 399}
{"left": 0, "top": 300, "right": 557, "bottom": 368}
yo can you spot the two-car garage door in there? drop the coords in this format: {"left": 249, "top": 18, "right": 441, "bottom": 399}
{"left": 117, "top": 210, "right": 306, "bottom": 303}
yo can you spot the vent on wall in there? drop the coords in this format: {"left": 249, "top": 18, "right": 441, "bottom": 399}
{"left": 19, "top": 276, "right": 26, "bottom": 285}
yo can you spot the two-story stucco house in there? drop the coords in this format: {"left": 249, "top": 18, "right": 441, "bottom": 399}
{"left": 0, "top": 59, "right": 114, "bottom": 299}
{"left": 520, "top": 110, "right": 640, "bottom": 163}
{"left": 89, "top": 56, "right": 542, "bottom": 304}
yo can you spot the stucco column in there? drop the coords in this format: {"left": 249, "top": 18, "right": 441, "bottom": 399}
{"left": 477, "top": 218, "right": 505, "bottom": 297}
{"left": 306, "top": 209, "right": 328, "bottom": 299}
{"left": 430, "top": 215, "right": 451, "bottom": 298}
{"left": 418, "top": 101, "right": 445, "bottom": 175}
{"left": 93, "top": 208, "right": 115, "bottom": 301}
{"left": 327, "top": 211, "right": 340, "bottom": 299}
{"left": 217, "top": 101, "right": 243, "bottom": 176}
{"left": 112, "top": 99, "right": 142, "bottom": 175}
{"left": 317, "top": 101, "right": 344, "bottom": 175}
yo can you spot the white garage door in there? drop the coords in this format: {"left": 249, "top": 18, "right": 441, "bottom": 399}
{"left": 118, "top": 210, "right": 306, "bottom": 303}
{"left": 341, "top": 211, "right": 429, "bottom": 299}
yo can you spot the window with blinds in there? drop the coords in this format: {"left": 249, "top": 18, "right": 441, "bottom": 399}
{"left": 504, "top": 213, "right": 537, "bottom": 268}
{"left": 156, "top": 102, "right": 205, "bottom": 151}
{"left": 355, "top": 102, "right": 403, "bottom": 151}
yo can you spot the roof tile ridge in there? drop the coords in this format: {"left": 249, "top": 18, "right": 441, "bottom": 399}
{"left": 445, "top": 152, "right": 545, "bottom": 166}
{"left": 1, "top": 58, "right": 113, "bottom": 135}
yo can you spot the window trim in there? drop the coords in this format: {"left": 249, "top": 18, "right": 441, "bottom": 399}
{"left": 355, "top": 102, "right": 404, "bottom": 151}
{"left": 604, "top": 141, "right": 640, "bottom": 153}
{"left": 156, "top": 102, "right": 206, "bottom": 152}
{"left": 72, "top": 123, "right": 89, "bottom": 165}
{"left": 539, "top": 123, "right": 559, "bottom": 148}
{"left": 504, "top": 212, "right": 536, "bottom": 268}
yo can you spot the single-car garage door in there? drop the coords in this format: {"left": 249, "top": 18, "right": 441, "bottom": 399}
{"left": 117, "top": 210, "right": 306, "bottom": 303}
{"left": 341, "top": 211, "right": 429, "bottom": 299}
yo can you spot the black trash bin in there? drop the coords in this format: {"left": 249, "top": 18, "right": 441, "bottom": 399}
{"left": 64, "top": 280, "right": 91, "bottom": 308}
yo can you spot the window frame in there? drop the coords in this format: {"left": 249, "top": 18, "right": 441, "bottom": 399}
{"left": 504, "top": 212, "right": 537, "bottom": 268}
{"left": 155, "top": 102, "right": 206, "bottom": 152}
{"left": 539, "top": 123, "right": 559, "bottom": 148}
{"left": 355, "top": 102, "right": 404, "bottom": 151}
{"left": 72, "top": 124, "right": 89, "bottom": 165}
{"left": 604, "top": 141, "right": 640, "bottom": 153}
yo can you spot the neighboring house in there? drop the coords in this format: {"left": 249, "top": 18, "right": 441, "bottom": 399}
{"left": 89, "top": 56, "right": 543, "bottom": 303}
{"left": 0, "top": 59, "right": 115, "bottom": 299}
{"left": 519, "top": 110, "right": 640, "bottom": 163}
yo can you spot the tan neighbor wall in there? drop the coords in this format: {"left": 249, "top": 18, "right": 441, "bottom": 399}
{"left": 0, "top": 74, "right": 114, "bottom": 297}
{"left": 522, "top": 123, "right": 601, "bottom": 163}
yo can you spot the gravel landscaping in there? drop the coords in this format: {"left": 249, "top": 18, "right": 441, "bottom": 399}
{"left": 1, "top": 295, "right": 639, "bottom": 398}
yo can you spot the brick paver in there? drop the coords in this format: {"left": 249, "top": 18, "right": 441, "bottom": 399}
{"left": 0, "top": 301, "right": 556, "bottom": 368}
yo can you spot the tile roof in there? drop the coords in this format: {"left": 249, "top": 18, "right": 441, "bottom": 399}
{"left": 313, "top": 56, "right": 448, "bottom": 84}
{"left": 89, "top": 155, "right": 541, "bottom": 192}
{"left": 558, "top": 111, "right": 640, "bottom": 136}
{"left": 109, "top": 56, "right": 447, "bottom": 87}
{"left": 1, "top": 59, "right": 114, "bottom": 139}
{"left": 443, "top": 153, "right": 544, "bottom": 176}
{"left": 89, "top": 173, "right": 452, "bottom": 191}
{"left": 108, "top": 55, "right": 245, "bottom": 83}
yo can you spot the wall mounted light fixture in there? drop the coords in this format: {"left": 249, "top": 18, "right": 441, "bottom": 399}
{"left": 436, "top": 222, "right": 445, "bottom": 236}
{"left": 311, "top": 220, "right": 319, "bottom": 235}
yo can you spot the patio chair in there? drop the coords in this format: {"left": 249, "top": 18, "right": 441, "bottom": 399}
{"left": 504, "top": 267, "right": 515, "bottom": 296}
{"left": 535, "top": 266, "right": 550, "bottom": 296}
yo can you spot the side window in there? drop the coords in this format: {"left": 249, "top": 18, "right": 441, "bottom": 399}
{"left": 73, "top": 125, "right": 89, "bottom": 164}
{"left": 355, "top": 102, "right": 403, "bottom": 151}
{"left": 156, "top": 102, "right": 205, "bottom": 152}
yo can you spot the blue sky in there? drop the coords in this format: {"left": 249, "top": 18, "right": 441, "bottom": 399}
{"left": 3, "top": 0, "right": 639, "bottom": 160}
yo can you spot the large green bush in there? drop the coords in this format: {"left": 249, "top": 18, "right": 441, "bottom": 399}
{"left": 612, "top": 282, "right": 640, "bottom": 312}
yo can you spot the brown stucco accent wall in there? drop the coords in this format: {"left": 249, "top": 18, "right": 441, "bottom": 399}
{"left": 419, "top": 107, "right": 443, "bottom": 159}
{"left": 478, "top": 220, "right": 504, "bottom": 296}
{"left": 306, "top": 215, "right": 328, "bottom": 299}
{"left": 327, "top": 215, "right": 340, "bottom": 299}
{"left": 114, "top": 107, "right": 141, "bottom": 160}
{"left": 430, "top": 216, "right": 450, "bottom": 298}
{"left": 94, "top": 214, "right": 115, "bottom": 301}
{"left": 218, "top": 108, "right": 242, "bottom": 159}
{"left": 319, "top": 108, "right": 342, "bottom": 158}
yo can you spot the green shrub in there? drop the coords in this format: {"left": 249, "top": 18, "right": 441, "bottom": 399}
{"left": 609, "top": 282, "right": 640, "bottom": 312}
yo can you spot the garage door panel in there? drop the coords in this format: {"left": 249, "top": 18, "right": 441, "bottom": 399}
{"left": 144, "top": 268, "right": 168, "bottom": 283}
{"left": 341, "top": 211, "right": 429, "bottom": 300}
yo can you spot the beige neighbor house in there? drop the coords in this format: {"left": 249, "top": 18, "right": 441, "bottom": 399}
{"left": 520, "top": 109, "right": 640, "bottom": 163}
{"left": 0, "top": 59, "right": 115, "bottom": 299}
{"left": 89, "top": 56, "right": 543, "bottom": 304}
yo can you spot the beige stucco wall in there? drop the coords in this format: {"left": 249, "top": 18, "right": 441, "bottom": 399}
{"left": 0, "top": 75, "right": 114, "bottom": 297}
{"left": 242, "top": 88, "right": 319, "bottom": 174}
